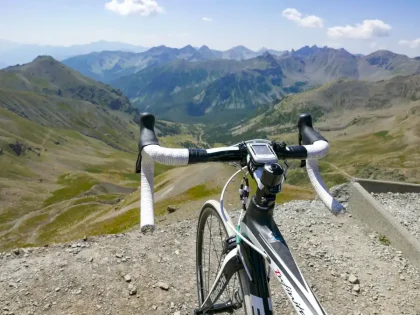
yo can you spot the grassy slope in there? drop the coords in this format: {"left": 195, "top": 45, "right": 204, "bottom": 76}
{"left": 0, "top": 100, "right": 210, "bottom": 250}
{"left": 0, "top": 56, "right": 131, "bottom": 111}
{"left": 0, "top": 88, "right": 138, "bottom": 151}
{"left": 0, "top": 107, "right": 136, "bottom": 248}
{"left": 323, "top": 105, "right": 420, "bottom": 183}
{"left": 214, "top": 75, "right": 420, "bottom": 185}
{"left": 0, "top": 57, "right": 219, "bottom": 250}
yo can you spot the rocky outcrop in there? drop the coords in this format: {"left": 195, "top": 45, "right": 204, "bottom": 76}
{"left": 8, "top": 141, "right": 26, "bottom": 156}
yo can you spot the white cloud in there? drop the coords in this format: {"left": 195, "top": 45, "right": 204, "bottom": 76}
{"left": 282, "top": 8, "right": 324, "bottom": 28}
{"left": 399, "top": 39, "right": 420, "bottom": 49}
{"left": 202, "top": 17, "right": 213, "bottom": 22}
{"left": 327, "top": 20, "right": 391, "bottom": 40}
{"left": 105, "top": 0, "right": 163, "bottom": 16}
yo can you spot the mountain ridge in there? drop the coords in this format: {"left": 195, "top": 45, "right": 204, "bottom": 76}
{"left": 61, "top": 44, "right": 287, "bottom": 84}
{"left": 232, "top": 73, "right": 420, "bottom": 138}
{"left": 0, "top": 39, "right": 148, "bottom": 67}
{"left": 0, "top": 55, "right": 132, "bottom": 111}
{"left": 105, "top": 47, "right": 420, "bottom": 121}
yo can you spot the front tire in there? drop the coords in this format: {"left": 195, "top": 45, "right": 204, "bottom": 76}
{"left": 196, "top": 202, "right": 250, "bottom": 314}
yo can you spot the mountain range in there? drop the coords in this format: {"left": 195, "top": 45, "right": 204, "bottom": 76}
{"left": 0, "top": 39, "right": 148, "bottom": 68}
{"left": 0, "top": 45, "right": 419, "bottom": 250}
{"left": 4, "top": 42, "right": 420, "bottom": 122}
{"left": 0, "top": 39, "right": 288, "bottom": 70}
{"left": 62, "top": 45, "right": 286, "bottom": 83}
{"left": 63, "top": 45, "right": 420, "bottom": 122}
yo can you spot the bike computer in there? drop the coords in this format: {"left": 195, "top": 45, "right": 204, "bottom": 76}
{"left": 246, "top": 142, "right": 277, "bottom": 165}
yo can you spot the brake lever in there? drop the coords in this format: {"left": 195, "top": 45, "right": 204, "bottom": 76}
{"left": 298, "top": 133, "right": 306, "bottom": 168}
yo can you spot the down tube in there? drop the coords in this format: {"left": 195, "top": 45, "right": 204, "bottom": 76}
{"left": 241, "top": 200, "right": 327, "bottom": 314}
{"left": 240, "top": 241, "right": 273, "bottom": 314}
{"left": 245, "top": 223, "right": 327, "bottom": 314}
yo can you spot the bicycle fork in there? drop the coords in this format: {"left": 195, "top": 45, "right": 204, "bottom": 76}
{"left": 195, "top": 245, "right": 244, "bottom": 314}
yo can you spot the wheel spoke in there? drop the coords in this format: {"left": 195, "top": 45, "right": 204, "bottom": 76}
{"left": 197, "top": 207, "right": 246, "bottom": 314}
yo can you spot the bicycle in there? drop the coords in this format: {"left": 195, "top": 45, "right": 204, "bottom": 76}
{"left": 136, "top": 112, "right": 345, "bottom": 314}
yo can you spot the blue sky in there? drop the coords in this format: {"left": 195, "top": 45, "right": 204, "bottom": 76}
{"left": 1, "top": 0, "right": 420, "bottom": 56}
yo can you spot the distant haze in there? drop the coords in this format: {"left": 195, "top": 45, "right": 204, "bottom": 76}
{"left": 0, "top": 40, "right": 148, "bottom": 67}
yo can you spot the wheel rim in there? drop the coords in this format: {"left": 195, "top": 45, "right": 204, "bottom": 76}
{"left": 197, "top": 208, "right": 245, "bottom": 314}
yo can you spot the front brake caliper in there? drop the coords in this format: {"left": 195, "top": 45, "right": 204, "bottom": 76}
{"left": 223, "top": 236, "right": 237, "bottom": 254}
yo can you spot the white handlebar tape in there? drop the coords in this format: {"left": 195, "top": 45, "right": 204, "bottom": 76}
{"left": 139, "top": 141, "right": 344, "bottom": 233}
{"left": 143, "top": 145, "right": 189, "bottom": 166}
{"left": 304, "top": 140, "right": 329, "bottom": 159}
{"left": 140, "top": 153, "right": 155, "bottom": 233}
{"left": 306, "top": 159, "right": 346, "bottom": 214}
{"left": 140, "top": 145, "right": 189, "bottom": 233}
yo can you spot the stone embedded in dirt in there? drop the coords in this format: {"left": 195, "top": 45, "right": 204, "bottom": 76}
{"left": 174, "top": 311, "right": 181, "bottom": 315}
{"left": 157, "top": 282, "right": 170, "bottom": 290}
{"left": 115, "top": 253, "right": 123, "bottom": 258}
{"left": 330, "top": 183, "right": 350, "bottom": 203}
{"left": 13, "top": 249, "right": 20, "bottom": 255}
{"left": 128, "top": 284, "right": 137, "bottom": 296}
{"left": 83, "top": 236, "right": 88, "bottom": 242}
{"left": 55, "top": 287, "right": 60, "bottom": 292}
{"left": 167, "top": 206, "right": 178, "bottom": 213}
{"left": 353, "top": 284, "right": 361, "bottom": 293}
{"left": 348, "top": 274, "right": 359, "bottom": 284}
{"left": 124, "top": 274, "right": 132, "bottom": 282}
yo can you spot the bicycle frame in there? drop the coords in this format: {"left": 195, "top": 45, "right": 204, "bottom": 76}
{"left": 196, "top": 169, "right": 328, "bottom": 315}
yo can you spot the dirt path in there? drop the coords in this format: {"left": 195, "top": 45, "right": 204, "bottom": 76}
{"left": 41, "top": 130, "right": 51, "bottom": 148}
{"left": 94, "top": 163, "right": 234, "bottom": 223}
{"left": 325, "top": 161, "right": 352, "bottom": 179}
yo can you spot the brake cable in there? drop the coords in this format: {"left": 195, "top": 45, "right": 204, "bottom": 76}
{"left": 220, "top": 165, "right": 269, "bottom": 260}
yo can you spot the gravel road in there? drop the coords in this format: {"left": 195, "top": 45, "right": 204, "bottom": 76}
{"left": 372, "top": 192, "right": 420, "bottom": 242}
{"left": 1, "top": 197, "right": 420, "bottom": 314}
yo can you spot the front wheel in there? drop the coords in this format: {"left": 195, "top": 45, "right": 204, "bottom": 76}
{"left": 196, "top": 202, "right": 250, "bottom": 314}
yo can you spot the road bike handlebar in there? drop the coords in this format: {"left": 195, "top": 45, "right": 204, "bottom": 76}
{"left": 136, "top": 113, "right": 345, "bottom": 232}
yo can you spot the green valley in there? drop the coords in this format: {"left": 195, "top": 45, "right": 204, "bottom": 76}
{"left": 1, "top": 45, "right": 420, "bottom": 251}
